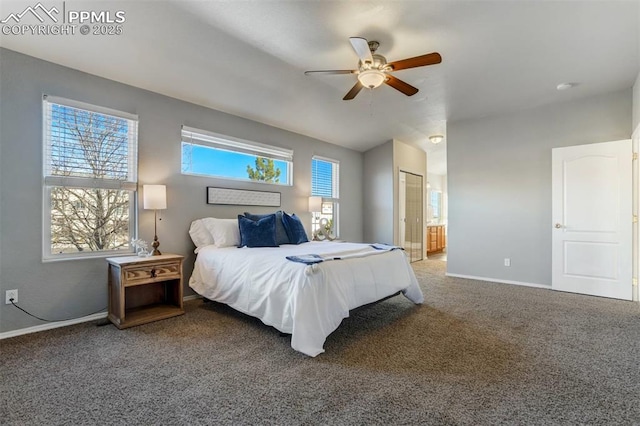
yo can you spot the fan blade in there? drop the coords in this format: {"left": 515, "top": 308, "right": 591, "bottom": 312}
{"left": 384, "top": 75, "right": 419, "bottom": 96}
{"left": 304, "top": 70, "right": 356, "bottom": 75}
{"left": 349, "top": 37, "right": 373, "bottom": 63}
{"left": 343, "top": 81, "right": 364, "bottom": 100}
{"left": 388, "top": 52, "right": 442, "bottom": 71}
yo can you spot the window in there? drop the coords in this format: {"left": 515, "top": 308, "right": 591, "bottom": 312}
{"left": 43, "top": 96, "right": 138, "bottom": 260}
{"left": 311, "top": 156, "right": 339, "bottom": 237}
{"left": 430, "top": 190, "right": 442, "bottom": 221}
{"left": 181, "top": 126, "right": 293, "bottom": 185}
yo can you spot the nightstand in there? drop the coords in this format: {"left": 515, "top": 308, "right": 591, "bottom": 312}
{"left": 106, "top": 254, "right": 184, "bottom": 329}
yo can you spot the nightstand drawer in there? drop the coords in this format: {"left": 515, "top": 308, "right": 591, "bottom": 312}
{"left": 124, "top": 262, "right": 181, "bottom": 284}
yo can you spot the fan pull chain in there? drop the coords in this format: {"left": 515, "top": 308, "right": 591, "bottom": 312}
{"left": 369, "top": 89, "right": 374, "bottom": 117}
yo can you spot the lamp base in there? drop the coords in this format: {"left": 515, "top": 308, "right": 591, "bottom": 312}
{"left": 152, "top": 235, "right": 161, "bottom": 256}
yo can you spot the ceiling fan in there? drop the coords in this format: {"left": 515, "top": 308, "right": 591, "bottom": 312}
{"left": 305, "top": 37, "right": 442, "bottom": 100}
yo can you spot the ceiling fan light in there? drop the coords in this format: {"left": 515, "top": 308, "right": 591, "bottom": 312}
{"left": 429, "top": 135, "right": 444, "bottom": 144}
{"left": 357, "top": 70, "right": 386, "bottom": 89}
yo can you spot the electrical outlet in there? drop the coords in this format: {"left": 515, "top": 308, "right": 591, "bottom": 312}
{"left": 504, "top": 258, "right": 511, "bottom": 267}
{"left": 5, "top": 289, "right": 18, "bottom": 304}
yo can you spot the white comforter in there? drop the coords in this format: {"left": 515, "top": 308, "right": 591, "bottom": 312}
{"left": 189, "top": 241, "right": 424, "bottom": 356}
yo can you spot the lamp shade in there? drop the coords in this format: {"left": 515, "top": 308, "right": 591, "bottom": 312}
{"left": 308, "top": 196, "right": 322, "bottom": 212}
{"left": 143, "top": 185, "right": 167, "bottom": 210}
{"left": 357, "top": 70, "right": 386, "bottom": 89}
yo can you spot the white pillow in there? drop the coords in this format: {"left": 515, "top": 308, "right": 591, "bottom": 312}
{"left": 204, "top": 218, "right": 240, "bottom": 248}
{"left": 189, "top": 218, "right": 215, "bottom": 250}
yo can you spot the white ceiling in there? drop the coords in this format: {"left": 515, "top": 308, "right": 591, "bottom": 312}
{"left": 1, "top": 1, "right": 638, "bottom": 176}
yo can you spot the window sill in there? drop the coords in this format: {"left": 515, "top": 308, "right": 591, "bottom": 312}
{"left": 42, "top": 251, "right": 135, "bottom": 263}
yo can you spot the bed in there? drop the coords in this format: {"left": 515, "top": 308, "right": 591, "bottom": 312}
{"left": 188, "top": 239, "right": 424, "bottom": 357}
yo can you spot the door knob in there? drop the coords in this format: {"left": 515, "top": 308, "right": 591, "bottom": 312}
{"left": 554, "top": 223, "right": 562, "bottom": 229}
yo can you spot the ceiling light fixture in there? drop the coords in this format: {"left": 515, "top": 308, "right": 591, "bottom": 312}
{"left": 556, "top": 82, "right": 576, "bottom": 91}
{"left": 357, "top": 69, "right": 386, "bottom": 89}
{"left": 429, "top": 135, "right": 444, "bottom": 144}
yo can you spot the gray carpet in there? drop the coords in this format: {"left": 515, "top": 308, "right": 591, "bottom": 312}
{"left": 2, "top": 259, "right": 640, "bottom": 425}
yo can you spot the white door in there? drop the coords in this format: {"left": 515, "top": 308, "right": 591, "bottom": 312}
{"left": 552, "top": 140, "right": 632, "bottom": 300}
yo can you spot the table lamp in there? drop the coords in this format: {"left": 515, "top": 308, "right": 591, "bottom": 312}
{"left": 143, "top": 184, "right": 167, "bottom": 255}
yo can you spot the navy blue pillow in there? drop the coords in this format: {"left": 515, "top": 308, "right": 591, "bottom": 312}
{"left": 244, "top": 211, "right": 290, "bottom": 245}
{"left": 237, "top": 215, "right": 278, "bottom": 247}
{"left": 281, "top": 212, "right": 309, "bottom": 245}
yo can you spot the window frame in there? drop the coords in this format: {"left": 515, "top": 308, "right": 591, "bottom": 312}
{"left": 42, "top": 95, "right": 138, "bottom": 262}
{"left": 311, "top": 155, "right": 340, "bottom": 238}
{"left": 181, "top": 126, "right": 293, "bottom": 186}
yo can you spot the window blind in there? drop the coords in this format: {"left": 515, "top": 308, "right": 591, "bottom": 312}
{"left": 312, "top": 156, "right": 339, "bottom": 199}
{"left": 43, "top": 96, "right": 138, "bottom": 191}
{"left": 181, "top": 126, "right": 293, "bottom": 163}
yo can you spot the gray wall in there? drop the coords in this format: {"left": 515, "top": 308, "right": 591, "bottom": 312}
{"left": 0, "top": 48, "right": 364, "bottom": 333}
{"left": 362, "top": 139, "right": 426, "bottom": 248}
{"left": 363, "top": 141, "right": 393, "bottom": 245}
{"left": 447, "top": 89, "right": 631, "bottom": 286}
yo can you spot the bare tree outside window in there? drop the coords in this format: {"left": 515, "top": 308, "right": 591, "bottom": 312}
{"left": 181, "top": 142, "right": 192, "bottom": 174}
{"left": 47, "top": 103, "right": 135, "bottom": 255}
{"left": 50, "top": 187, "right": 130, "bottom": 252}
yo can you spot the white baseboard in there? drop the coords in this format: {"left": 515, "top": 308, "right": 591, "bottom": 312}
{"left": 183, "top": 294, "right": 201, "bottom": 301}
{"left": 0, "top": 311, "right": 108, "bottom": 340}
{"left": 445, "top": 273, "right": 550, "bottom": 289}
{"left": 0, "top": 294, "right": 202, "bottom": 340}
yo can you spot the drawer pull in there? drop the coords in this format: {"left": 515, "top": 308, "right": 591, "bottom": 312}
{"left": 150, "top": 268, "right": 157, "bottom": 278}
